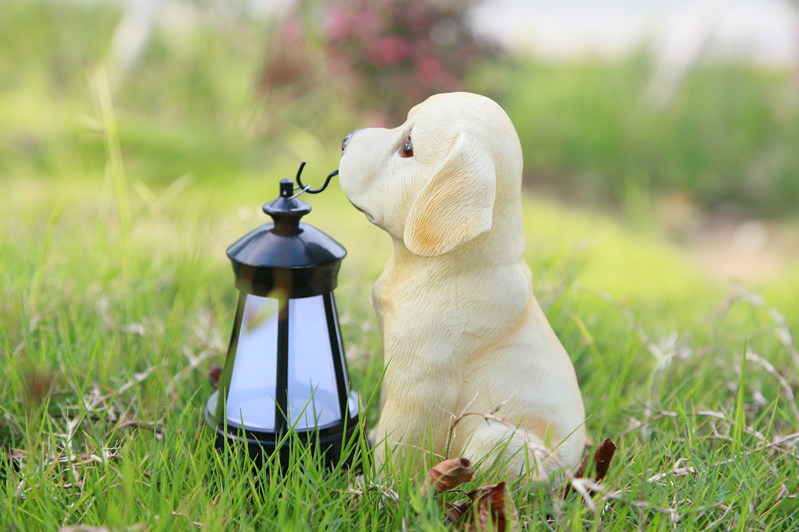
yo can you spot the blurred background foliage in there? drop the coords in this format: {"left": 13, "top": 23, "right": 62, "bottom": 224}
{"left": 2, "top": 0, "right": 799, "bottom": 219}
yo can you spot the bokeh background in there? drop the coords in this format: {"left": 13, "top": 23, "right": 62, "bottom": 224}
{"left": 3, "top": 0, "right": 799, "bottom": 286}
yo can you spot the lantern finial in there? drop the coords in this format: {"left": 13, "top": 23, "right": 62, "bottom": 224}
{"left": 263, "top": 178, "right": 312, "bottom": 227}
{"left": 279, "top": 178, "right": 294, "bottom": 198}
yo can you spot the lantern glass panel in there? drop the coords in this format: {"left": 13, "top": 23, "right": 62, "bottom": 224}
{"left": 287, "top": 295, "right": 341, "bottom": 429}
{"left": 226, "top": 294, "right": 279, "bottom": 430}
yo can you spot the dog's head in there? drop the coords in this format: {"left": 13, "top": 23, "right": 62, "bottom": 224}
{"left": 339, "top": 92, "right": 523, "bottom": 257}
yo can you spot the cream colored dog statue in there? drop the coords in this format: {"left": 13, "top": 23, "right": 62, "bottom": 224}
{"left": 339, "top": 92, "right": 585, "bottom": 479}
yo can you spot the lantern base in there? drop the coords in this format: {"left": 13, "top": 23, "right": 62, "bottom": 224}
{"left": 204, "top": 391, "right": 361, "bottom": 470}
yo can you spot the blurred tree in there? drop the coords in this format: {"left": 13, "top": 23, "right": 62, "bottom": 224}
{"left": 259, "top": 19, "right": 319, "bottom": 98}
{"left": 258, "top": 0, "right": 501, "bottom": 126}
{"left": 323, "top": 0, "right": 501, "bottom": 124}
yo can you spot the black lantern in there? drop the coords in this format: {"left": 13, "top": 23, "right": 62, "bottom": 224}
{"left": 206, "top": 164, "right": 359, "bottom": 469}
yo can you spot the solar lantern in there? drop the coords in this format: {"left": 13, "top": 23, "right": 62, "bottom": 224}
{"left": 205, "top": 163, "right": 359, "bottom": 468}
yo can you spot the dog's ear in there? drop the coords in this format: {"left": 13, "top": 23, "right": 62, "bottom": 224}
{"left": 403, "top": 134, "right": 496, "bottom": 257}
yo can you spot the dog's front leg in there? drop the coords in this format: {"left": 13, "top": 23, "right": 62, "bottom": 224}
{"left": 371, "top": 374, "right": 458, "bottom": 474}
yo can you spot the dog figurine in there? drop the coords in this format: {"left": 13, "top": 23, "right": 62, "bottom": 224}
{"left": 339, "top": 92, "right": 585, "bottom": 479}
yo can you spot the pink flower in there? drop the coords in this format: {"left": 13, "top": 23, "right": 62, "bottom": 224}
{"left": 352, "top": 10, "right": 380, "bottom": 42}
{"left": 324, "top": 11, "right": 350, "bottom": 41}
{"left": 411, "top": 37, "right": 433, "bottom": 60}
{"left": 369, "top": 37, "right": 410, "bottom": 65}
{"left": 363, "top": 111, "right": 389, "bottom": 128}
{"left": 327, "top": 50, "right": 355, "bottom": 81}
{"left": 415, "top": 55, "right": 444, "bottom": 85}
{"left": 281, "top": 21, "right": 305, "bottom": 46}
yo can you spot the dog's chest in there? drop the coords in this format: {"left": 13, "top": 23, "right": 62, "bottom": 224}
{"left": 373, "top": 264, "right": 433, "bottom": 337}
{"left": 375, "top": 265, "right": 496, "bottom": 357}
{"left": 373, "top": 254, "right": 535, "bottom": 360}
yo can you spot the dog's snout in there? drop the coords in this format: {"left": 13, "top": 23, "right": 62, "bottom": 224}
{"left": 341, "top": 130, "right": 360, "bottom": 152}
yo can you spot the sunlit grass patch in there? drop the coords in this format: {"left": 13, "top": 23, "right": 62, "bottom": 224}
{"left": 2, "top": 1, "right": 799, "bottom": 525}
{"left": 2, "top": 172, "right": 798, "bottom": 529}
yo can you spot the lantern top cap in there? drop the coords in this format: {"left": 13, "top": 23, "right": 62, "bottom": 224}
{"left": 225, "top": 165, "right": 346, "bottom": 296}
{"left": 261, "top": 163, "right": 339, "bottom": 222}
{"left": 262, "top": 178, "right": 312, "bottom": 221}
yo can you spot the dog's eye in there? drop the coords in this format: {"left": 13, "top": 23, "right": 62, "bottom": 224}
{"left": 400, "top": 138, "right": 413, "bottom": 158}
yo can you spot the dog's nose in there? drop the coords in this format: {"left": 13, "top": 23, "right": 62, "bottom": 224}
{"left": 341, "top": 130, "right": 360, "bottom": 152}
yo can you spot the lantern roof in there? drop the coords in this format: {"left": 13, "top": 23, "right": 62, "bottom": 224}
{"left": 226, "top": 178, "right": 347, "bottom": 298}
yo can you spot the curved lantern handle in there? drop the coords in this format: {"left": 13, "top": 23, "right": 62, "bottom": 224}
{"left": 291, "top": 161, "right": 339, "bottom": 199}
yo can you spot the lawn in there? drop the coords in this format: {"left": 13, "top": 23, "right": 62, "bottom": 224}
{"left": 3, "top": 148, "right": 799, "bottom": 529}
{"left": 3, "top": 1, "right": 799, "bottom": 529}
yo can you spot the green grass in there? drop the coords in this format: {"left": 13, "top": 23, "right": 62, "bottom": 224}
{"left": 2, "top": 163, "right": 799, "bottom": 529}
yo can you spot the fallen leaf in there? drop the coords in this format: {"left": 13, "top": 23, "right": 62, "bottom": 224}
{"left": 421, "top": 457, "right": 474, "bottom": 496}
{"left": 593, "top": 438, "right": 617, "bottom": 482}
{"left": 446, "top": 500, "right": 470, "bottom": 523}
{"left": 562, "top": 438, "right": 617, "bottom": 499}
{"left": 571, "top": 454, "right": 590, "bottom": 480}
{"left": 448, "top": 481, "right": 519, "bottom": 532}
{"left": 472, "top": 482, "right": 518, "bottom": 532}
{"left": 207, "top": 365, "right": 222, "bottom": 388}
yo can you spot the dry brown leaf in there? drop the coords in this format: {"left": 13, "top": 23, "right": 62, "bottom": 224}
{"left": 446, "top": 500, "right": 471, "bottom": 523}
{"left": 593, "top": 438, "right": 617, "bottom": 482}
{"left": 448, "top": 481, "right": 520, "bottom": 532}
{"left": 571, "top": 454, "right": 590, "bottom": 480}
{"left": 207, "top": 365, "right": 222, "bottom": 388}
{"left": 472, "top": 482, "right": 519, "bottom": 532}
{"left": 562, "top": 438, "right": 617, "bottom": 498}
{"left": 421, "top": 457, "right": 474, "bottom": 496}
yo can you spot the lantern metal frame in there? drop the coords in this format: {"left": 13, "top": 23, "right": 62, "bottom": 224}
{"left": 205, "top": 168, "right": 359, "bottom": 469}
